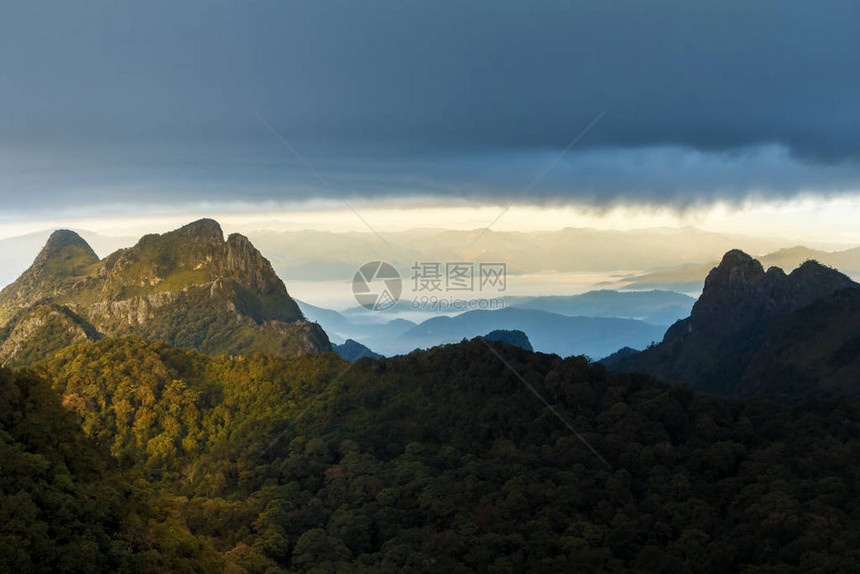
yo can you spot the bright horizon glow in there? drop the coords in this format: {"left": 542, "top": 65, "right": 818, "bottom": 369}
{"left": 1, "top": 194, "right": 860, "bottom": 251}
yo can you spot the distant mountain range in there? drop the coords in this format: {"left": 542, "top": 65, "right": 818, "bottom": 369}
{"left": 505, "top": 290, "right": 695, "bottom": 325}
{"left": 0, "top": 219, "right": 330, "bottom": 365}
{"left": 337, "top": 289, "right": 695, "bottom": 325}
{"left": 606, "top": 250, "right": 860, "bottom": 398}
{"left": 301, "top": 289, "right": 690, "bottom": 358}
{"left": 297, "top": 299, "right": 418, "bottom": 346}
{"left": 391, "top": 307, "right": 665, "bottom": 359}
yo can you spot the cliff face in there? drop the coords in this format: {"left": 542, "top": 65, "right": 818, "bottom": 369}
{"left": 609, "top": 249, "right": 859, "bottom": 397}
{"left": 0, "top": 219, "right": 330, "bottom": 365}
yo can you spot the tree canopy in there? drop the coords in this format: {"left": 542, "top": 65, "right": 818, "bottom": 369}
{"left": 4, "top": 336, "right": 853, "bottom": 572}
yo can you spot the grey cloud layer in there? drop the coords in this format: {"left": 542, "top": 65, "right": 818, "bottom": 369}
{"left": 1, "top": 0, "right": 858, "bottom": 210}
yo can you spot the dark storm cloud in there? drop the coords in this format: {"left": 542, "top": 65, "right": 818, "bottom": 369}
{"left": 1, "top": 0, "right": 859, "bottom": 211}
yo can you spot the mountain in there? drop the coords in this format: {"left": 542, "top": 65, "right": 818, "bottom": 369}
{"left": 0, "top": 228, "right": 137, "bottom": 290}
{"left": 609, "top": 250, "right": 859, "bottom": 397}
{"left": 0, "top": 219, "right": 330, "bottom": 365}
{"left": 598, "top": 345, "right": 640, "bottom": 364}
{"left": 297, "top": 299, "right": 417, "bottom": 350}
{"left": 0, "top": 229, "right": 101, "bottom": 320}
{"left": 333, "top": 338, "right": 383, "bottom": 361}
{"left": 484, "top": 328, "right": 533, "bottom": 351}
{"left": 395, "top": 307, "right": 665, "bottom": 358}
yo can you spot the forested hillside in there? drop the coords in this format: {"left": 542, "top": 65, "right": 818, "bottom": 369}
{"left": 0, "top": 366, "right": 226, "bottom": 572}
{"left": 10, "top": 336, "right": 857, "bottom": 572}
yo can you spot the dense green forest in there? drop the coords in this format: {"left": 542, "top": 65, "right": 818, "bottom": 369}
{"left": 0, "top": 365, "right": 227, "bottom": 572}
{"left": 2, "top": 336, "right": 857, "bottom": 572}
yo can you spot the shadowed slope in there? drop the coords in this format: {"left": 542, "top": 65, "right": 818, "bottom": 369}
{"left": 609, "top": 250, "right": 859, "bottom": 397}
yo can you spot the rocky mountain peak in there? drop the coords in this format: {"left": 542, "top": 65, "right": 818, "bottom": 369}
{"left": 33, "top": 229, "right": 98, "bottom": 270}
{"left": 691, "top": 251, "right": 856, "bottom": 336}
{"left": 703, "top": 249, "right": 766, "bottom": 291}
{"left": 130, "top": 218, "right": 224, "bottom": 259}
{"left": 104, "top": 218, "right": 230, "bottom": 281}
{"left": 0, "top": 219, "right": 327, "bottom": 362}
{"left": 610, "top": 250, "right": 859, "bottom": 396}
{"left": 765, "top": 266, "right": 787, "bottom": 278}
{"left": 778, "top": 259, "right": 857, "bottom": 312}
{"left": 789, "top": 259, "right": 845, "bottom": 282}
{"left": 226, "top": 232, "right": 260, "bottom": 264}
{"left": 173, "top": 218, "right": 224, "bottom": 242}
{"left": 0, "top": 230, "right": 100, "bottom": 327}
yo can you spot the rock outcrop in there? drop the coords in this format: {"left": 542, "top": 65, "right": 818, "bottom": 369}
{"left": 0, "top": 219, "right": 331, "bottom": 365}
{"left": 610, "top": 249, "right": 859, "bottom": 397}
{"left": 690, "top": 250, "right": 855, "bottom": 336}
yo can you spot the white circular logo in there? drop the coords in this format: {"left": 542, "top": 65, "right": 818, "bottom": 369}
{"left": 352, "top": 261, "right": 402, "bottom": 311}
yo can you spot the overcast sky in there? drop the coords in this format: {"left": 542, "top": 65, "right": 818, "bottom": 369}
{"left": 1, "top": 0, "right": 859, "bottom": 222}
